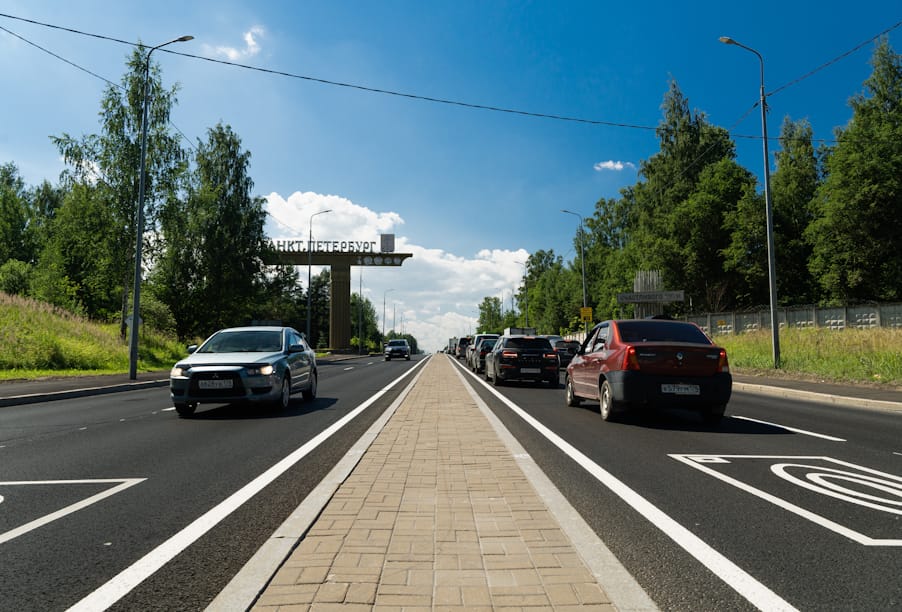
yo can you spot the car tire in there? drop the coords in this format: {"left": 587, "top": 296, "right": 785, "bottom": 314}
{"left": 273, "top": 374, "right": 290, "bottom": 410}
{"left": 492, "top": 369, "right": 504, "bottom": 386}
{"left": 175, "top": 402, "right": 196, "bottom": 417}
{"left": 303, "top": 371, "right": 317, "bottom": 402}
{"left": 546, "top": 375, "right": 560, "bottom": 388}
{"left": 406, "top": 355, "right": 410, "bottom": 361}
{"left": 484, "top": 364, "right": 492, "bottom": 381}
{"left": 385, "top": 356, "right": 390, "bottom": 361}
{"left": 599, "top": 380, "right": 620, "bottom": 422}
{"left": 565, "top": 376, "right": 582, "bottom": 407}
{"left": 702, "top": 403, "right": 726, "bottom": 425}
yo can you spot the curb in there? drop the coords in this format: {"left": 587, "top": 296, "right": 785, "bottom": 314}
{"left": 732, "top": 382, "right": 902, "bottom": 413}
{"left": 0, "top": 379, "right": 169, "bottom": 408}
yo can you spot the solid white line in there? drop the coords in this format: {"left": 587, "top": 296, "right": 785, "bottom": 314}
{"left": 67, "top": 359, "right": 428, "bottom": 612}
{"left": 453, "top": 360, "right": 798, "bottom": 612}
{"left": 732, "top": 416, "right": 846, "bottom": 441}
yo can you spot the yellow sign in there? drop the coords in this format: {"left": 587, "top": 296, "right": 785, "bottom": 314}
{"left": 580, "top": 306, "right": 593, "bottom": 322}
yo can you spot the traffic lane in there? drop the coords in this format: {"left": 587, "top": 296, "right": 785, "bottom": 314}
{"left": 0, "top": 357, "right": 422, "bottom": 611}
{"left": 459, "top": 365, "right": 902, "bottom": 611}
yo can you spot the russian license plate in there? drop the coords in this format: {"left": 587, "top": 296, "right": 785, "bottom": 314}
{"left": 520, "top": 368, "right": 541, "bottom": 374}
{"left": 199, "top": 379, "right": 233, "bottom": 390}
{"left": 661, "top": 383, "right": 700, "bottom": 396}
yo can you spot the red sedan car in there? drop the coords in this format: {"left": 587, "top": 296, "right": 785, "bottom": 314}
{"left": 564, "top": 319, "right": 732, "bottom": 424}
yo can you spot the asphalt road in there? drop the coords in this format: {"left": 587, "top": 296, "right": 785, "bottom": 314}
{"left": 3, "top": 355, "right": 901, "bottom": 611}
{"left": 0, "top": 356, "right": 422, "bottom": 612}
{"left": 452, "top": 358, "right": 902, "bottom": 611}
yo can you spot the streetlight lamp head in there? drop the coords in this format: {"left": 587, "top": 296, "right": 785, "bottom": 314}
{"left": 177, "top": 35, "right": 194, "bottom": 42}
{"left": 719, "top": 36, "right": 736, "bottom": 45}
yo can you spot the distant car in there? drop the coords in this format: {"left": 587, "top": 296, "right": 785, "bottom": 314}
{"left": 564, "top": 319, "right": 731, "bottom": 423}
{"left": 384, "top": 338, "right": 411, "bottom": 361}
{"left": 455, "top": 337, "right": 471, "bottom": 360}
{"left": 537, "top": 334, "right": 572, "bottom": 368}
{"left": 470, "top": 337, "right": 498, "bottom": 373}
{"left": 169, "top": 326, "right": 317, "bottom": 417}
{"left": 485, "top": 335, "right": 559, "bottom": 386}
{"left": 467, "top": 333, "right": 500, "bottom": 369}
{"left": 554, "top": 339, "right": 581, "bottom": 368}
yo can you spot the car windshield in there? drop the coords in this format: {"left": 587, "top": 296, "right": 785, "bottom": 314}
{"left": 504, "top": 337, "right": 552, "bottom": 349}
{"left": 198, "top": 330, "right": 283, "bottom": 353}
{"left": 616, "top": 321, "right": 711, "bottom": 344}
{"left": 388, "top": 340, "right": 407, "bottom": 346}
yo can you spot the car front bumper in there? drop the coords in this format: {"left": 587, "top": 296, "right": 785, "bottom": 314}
{"left": 170, "top": 368, "right": 282, "bottom": 405}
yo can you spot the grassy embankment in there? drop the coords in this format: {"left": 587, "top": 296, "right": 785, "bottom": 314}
{"left": 0, "top": 292, "right": 185, "bottom": 380}
{"left": 2, "top": 291, "right": 901, "bottom": 386}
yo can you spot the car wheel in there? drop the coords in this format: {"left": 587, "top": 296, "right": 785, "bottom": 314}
{"left": 303, "top": 371, "right": 317, "bottom": 402}
{"left": 492, "top": 368, "right": 504, "bottom": 386}
{"left": 565, "top": 377, "right": 582, "bottom": 407}
{"left": 273, "top": 375, "right": 290, "bottom": 410}
{"left": 702, "top": 403, "right": 726, "bottom": 425}
{"left": 175, "top": 402, "right": 196, "bottom": 417}
{"left": 546, "top": 375, "right": 560, "bottom": 388}
{"left": 385, "top": 356, "right": 390, "bottom": 361}
{"left": 599, "top": 380, "right": 620, "bottom": 422}
{"left": 484, "top": 364, "right": 492, "bottom": 381}
{"left": 406, "top": 355, "right": 410, "bottom": 361}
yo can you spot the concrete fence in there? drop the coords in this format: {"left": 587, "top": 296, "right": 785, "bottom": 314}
{"left": 686, "top": 303, "right": 902, "bottom": 336}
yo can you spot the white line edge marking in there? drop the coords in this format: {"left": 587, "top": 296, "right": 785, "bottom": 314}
{"left": 671, "top": 454, "right": 902, "bottom": 547}
{"left": 732, "top": 416, "right": 846, "bottom": 441}
{"left": 453, "top": 359, "right": 798, "bottom": 612}
{"left": 0, "top": 479, "right": 146, "bottom": 545}
{"left": 343, "top": 367, "right": 354, "bottom": 371}
{"left": 68, "top": 359, "right": 428, "bottom": 612}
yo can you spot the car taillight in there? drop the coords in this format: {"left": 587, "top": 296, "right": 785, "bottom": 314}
{"left": 544, "top": 353, "right": 557, "bottom": 360}
{"left": 718, "top": 349, "right": 730, "bottom": 373}
{"left": 623, "top": 346, "right": 640, "bottom": 371}
{"left": 502, "top": 350, "right": 518, "bottom": 359}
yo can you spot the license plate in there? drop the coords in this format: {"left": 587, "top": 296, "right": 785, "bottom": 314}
{"left": 520, "top": 368, "right": 541, "bottom": 374}
{"left": 199, "top": 379, "right": 233, "bottom": 389}
{"left": 662, "top": 383, "right": 699, "bottom": 396}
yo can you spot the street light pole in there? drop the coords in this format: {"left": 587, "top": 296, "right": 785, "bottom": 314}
{"left": 306, "top": 209, "right": 332, "bottom": 343}
{"left": 561, "top": 209, "right": 588, "bottom": 333}
{"left": 720, "top": 36, "right": 781, "bottom": 368}
{"left": 129, "top": 35, "right": 193, "bottom": 380}
{"left": 382, "top": 288, "right": 395, "bottom": 340}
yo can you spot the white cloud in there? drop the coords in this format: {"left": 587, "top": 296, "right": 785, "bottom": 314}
{"left": 593, "top": 160, "right": 636, "bottom": 172}
{"left": 205, "top": 26, "right": 265, "bottom": 61}
{"left": 264, "top": 191, "right": 528, "bottom": 352}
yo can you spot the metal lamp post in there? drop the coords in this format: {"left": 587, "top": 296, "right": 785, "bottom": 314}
{"left": 306, "top": 209, "right": 332, "bottom": 343}
{"left": 719, "top": 36, "right": 781, "bottom": 368}
{"left": 129, "top": 35, "right": 193, "bottom": 380}
{"left": 382, "top": 288, "right": 395, "bottom": 340}
{"left": 561, "top": 209, "right": 588, "bottom": 333}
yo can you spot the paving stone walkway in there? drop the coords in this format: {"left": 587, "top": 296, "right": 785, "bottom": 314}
{"left": 252, "top": 356, "right": 616, "bottom": 610}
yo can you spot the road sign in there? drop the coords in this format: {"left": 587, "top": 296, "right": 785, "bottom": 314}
{"left": 580, "top": 306, "right": 593, "bottom": 322}
{"left": 617, "top": 290, "right": 685, "bottom": 303}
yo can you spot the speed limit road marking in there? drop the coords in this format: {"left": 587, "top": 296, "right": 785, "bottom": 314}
{"left": 670, "top": 454, "right": 902, "bottom": 546}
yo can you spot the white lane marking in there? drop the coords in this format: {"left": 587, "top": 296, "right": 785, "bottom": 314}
{"left": 672, "top": 455, "right": 902, "bottom": 546}
{"left": 367, "top": 361, "right": 374, "bottom": 365}
{"left": 343, "top": 367, "right": 354, "bottom": 371}
{"left": 733, "top": 416, "right": 846, "bottom": 441}
{"left": 162, "top": 407, "right": 175, "bottom": 412}
{"left": 454, "top": 360, "right": 798, "bottom": 612}
{"left": 68, "top": 359, "right": 429, "bottom": 612}
{"left": 0, "top": 479, "right": 146, "bottom": 545}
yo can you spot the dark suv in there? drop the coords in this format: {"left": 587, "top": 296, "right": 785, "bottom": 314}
{"left": 384, "top": 339, "right": 411, "bottom": 361}
{"left": 484, "top": 335, "right": 559, "bottom": 386}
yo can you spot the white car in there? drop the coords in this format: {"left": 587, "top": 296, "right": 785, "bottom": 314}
{"left": 169, "top": 326, "right": 317, "bottom": 417}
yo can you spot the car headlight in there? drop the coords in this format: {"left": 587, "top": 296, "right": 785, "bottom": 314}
{"left": 171, "top": 365, "right": 188, "bottom": 377}
{"left": 247, "top": 364, "right": 275, "bottom": 376}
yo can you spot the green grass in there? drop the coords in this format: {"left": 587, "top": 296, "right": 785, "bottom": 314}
{"left": 715, "top": 327, "right": 902, "bottom": 387}
{"left": 0, "top": 292, "right": 186, "bottom": 380}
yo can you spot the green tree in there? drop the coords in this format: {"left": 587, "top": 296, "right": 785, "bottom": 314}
{"left": 350, "top": 292, "right": 380, "bottom": 352}
{"left": 0, "top": 163, "right": 33, "bottom": 264}
{"left": 153, "top": 123, "right": 268, "bottom": 337}
{"left": 52, "top": 45, "right": 186, "bottom": 335}
{"left": 770, "top": 117, "right": 820, "bottom": 304}
{"left": 477, "top": 296, "right": 502, "bottom": 333}
{"left": 807, "top": 39, "right": 902, "bottom": 303}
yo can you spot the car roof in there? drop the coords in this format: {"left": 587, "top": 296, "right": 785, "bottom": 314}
{"left": 214, "top": 326, "right": 289, "bottom": 333}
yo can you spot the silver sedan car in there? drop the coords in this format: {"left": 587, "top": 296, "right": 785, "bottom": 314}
{"left": 169, "top": 326, "right": 317, "bottom": 417}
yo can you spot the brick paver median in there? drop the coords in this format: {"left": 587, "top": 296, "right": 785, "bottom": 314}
{"left": 252, "top": 355, "right": 615, "bottom": 610}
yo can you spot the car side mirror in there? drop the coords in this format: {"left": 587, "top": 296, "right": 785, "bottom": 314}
{"left": 186, "top": 344, "right": 197, "bottom": 354}
{"left": 288, "top": 343, "right": 306, "bottom": 353}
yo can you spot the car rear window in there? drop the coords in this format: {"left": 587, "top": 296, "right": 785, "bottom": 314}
{"left": 504, "top": 337, "right": 552, "bottom": 349}
{"left": 616, "top": 321, "right": 711, "bottom": 344}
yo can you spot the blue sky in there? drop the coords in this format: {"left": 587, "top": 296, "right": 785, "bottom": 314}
{"left": 1, "top": 1, "right": 900, "bottom": 351}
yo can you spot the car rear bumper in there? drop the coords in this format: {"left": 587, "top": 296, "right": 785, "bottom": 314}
{"left": 607, "top": 371, "right": 732, "bottom": 407}
{"left": 497, "top": 364, "right": 559, "bottom": 382}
